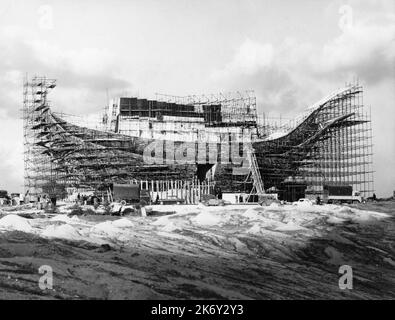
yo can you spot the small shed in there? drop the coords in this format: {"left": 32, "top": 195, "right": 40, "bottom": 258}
{"left": 113, "top": 183, "right": 140, "bottom": 203}
{"left": 278, "top": 182, "right": 307, "bottom": 202}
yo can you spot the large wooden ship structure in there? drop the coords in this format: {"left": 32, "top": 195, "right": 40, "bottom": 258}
{"left": 23, "top": 76, "right": 374, "bottom": 199}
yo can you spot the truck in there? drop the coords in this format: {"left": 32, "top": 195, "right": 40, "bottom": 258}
{"left": 0, "top": 190, "right": 9, "bottom": 205}
{"left": 323, "top": 185, "right": 363, "bottom": 204}
{"left": 111, "top": 183, "right": 151, "bottom": 216}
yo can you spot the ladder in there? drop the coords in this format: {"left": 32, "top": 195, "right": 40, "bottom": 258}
{"left": 247, "top": 148, "right": 265, "bottom": 195}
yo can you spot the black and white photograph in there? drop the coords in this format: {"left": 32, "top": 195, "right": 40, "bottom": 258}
{"left": 0, "top": 0, "right": 394, "bottom": 306}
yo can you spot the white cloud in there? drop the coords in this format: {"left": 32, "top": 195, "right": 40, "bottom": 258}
{"left": 210, "top": 9, "right": 395, "bottom": 109}
{"left": 0, "top": 25, "right": 131, "bottom": 117}
{"left": 212, "top": 39, "right": 274, "bottom": 79}
{"left": 315, "top": 18, "right": 395, "bottom": 81}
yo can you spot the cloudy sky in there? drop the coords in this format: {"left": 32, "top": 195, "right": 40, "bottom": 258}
{"left": 0, "top": 0, "right": 394, "bottom": 196}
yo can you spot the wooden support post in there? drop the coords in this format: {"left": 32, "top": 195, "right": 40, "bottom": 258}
{"left": 193, "top": 181, "right": 195, "bottom": 204}
{"left": 151, "top": 180, "right": 154, "bottom": 202}
{"left": 198, "top": 179, "right": 201, "bottom": 201}
{"left": 186, "top": 181, "right": 189, "bottom": 204}
{"left": 189, "top": 181, "right": 192, "bottom": 204}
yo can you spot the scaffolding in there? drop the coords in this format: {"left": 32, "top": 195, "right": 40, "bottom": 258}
{"left": 23, "top": 76, "right": 197, "bottom": 196}
{"left": 302, "top": 84, "right": 374, "bottom": 197}
{"left": 255, "top": 83, "right": 374, "bottom": 198}
{"left": 23, "top": 76, "right": 374, "bottom": 199}
{"left": 23, "top": 75, "right": 59, "bottom": 196}
{"left": 155, "top": 91, "right": 257, "bottom": 125}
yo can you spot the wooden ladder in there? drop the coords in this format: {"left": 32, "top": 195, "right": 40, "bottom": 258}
{"left": 247, "top": 147, "right": 265, "bottom": 195}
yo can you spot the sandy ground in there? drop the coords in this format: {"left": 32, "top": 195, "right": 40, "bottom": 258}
{"left": 0, "top": 201, "right": 394, "bottom": 299}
